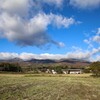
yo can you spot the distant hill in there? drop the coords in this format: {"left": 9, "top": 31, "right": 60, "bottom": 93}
{"left": 0, "top": 58, "right": 23, "bottom": 62}
{"left": 26, "top": 59, "right": 56, "bottom": 63}
{"left": 0, "top": 58, "right": 91, "bottom": 68}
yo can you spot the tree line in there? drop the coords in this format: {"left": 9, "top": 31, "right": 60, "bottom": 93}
{"left": 0, "top": 63, "right": 22, "bottom": 72}
{"left": 0, "top": 62, "right": 100, "bottom": 76}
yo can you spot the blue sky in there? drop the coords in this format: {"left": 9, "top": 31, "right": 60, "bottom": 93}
{"left": 0, "top": 0, "right": 100, "bottom": 61}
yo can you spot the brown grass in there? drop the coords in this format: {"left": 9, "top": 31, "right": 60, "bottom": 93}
{"left": 0, "top": 74, "right": 100, "bottom": 100}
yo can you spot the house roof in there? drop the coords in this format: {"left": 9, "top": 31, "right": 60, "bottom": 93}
{"left": 67, "top": 69, "right": 82, "bottom": 71}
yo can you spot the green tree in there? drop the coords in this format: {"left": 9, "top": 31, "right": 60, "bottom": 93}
{"left": 0, "top": 63, "right": 22, "bottom": 72}
{"left": 54, "top": 66, "right": 63, "bottom": 74}
{"left": 90, "top": 62, "right": 100, "bottom": 77}
{"left": 83, "top": 66, "right": 91, "bottom": 73}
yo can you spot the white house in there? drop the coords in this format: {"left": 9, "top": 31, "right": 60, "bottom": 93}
{"left": 52, "top": 70, "right": 57, "bottom": 74}
{"left": 63, "top": 71, "right": 67, "bottom": 74}
{"left": 46, "top": 69, "right": 51, "bottom": 73}
{"left": 67, "top": 69, "right": 82, "bottom": 74}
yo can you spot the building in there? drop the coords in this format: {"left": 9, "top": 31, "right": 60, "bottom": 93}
{"left": 45, "top": 69, "right": 51, "bottom": 73}
{"left": 52, "top": 70, "right": 57, "bottom": 74}
{"left": 63, "top": 71, "right": 67, "bottom": 74}
{"left": 67, "top": 69, "right": 82, "bottom": 74}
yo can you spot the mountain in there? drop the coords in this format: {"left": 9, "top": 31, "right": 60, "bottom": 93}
{"left": 24, "top": 58, "right": 91, "bottom": 68}
{"left": 59, "top": 58, "right": 90, "bottom": 64}
{"left": 26, "top": 59, "right": 56, "bottom": 63}
{"left": 0, "top": 58, "right": 23, "bottom": 62}
{"left": 0, "top": 58, "right": 91, "bottom": 68}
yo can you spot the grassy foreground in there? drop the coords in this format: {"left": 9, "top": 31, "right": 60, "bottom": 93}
{"left": 0, "top": 74, "right": 100, "bottom": 100}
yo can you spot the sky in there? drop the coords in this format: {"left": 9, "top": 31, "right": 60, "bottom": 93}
{"left": 0, "top": 0, "right": 100, "bottom": 61}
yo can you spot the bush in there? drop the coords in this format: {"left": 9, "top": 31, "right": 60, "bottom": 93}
{"left": 54, "top": 66, "right": 63, "bottom": 74}
{"left": 83, "top": 67, "right": 91, "bottom": 73}
{"left": 90, "top": 62, "right": 100, "bottom": 77}
{"left": 0, "top": 63, "right": 22, "bottom": 72}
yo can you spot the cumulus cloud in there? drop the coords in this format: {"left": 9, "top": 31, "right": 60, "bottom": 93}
{"left": 93, "top": 35, "right": 100, "bottom": 43}
{"left": 0, "top": 0, "right": 29, "bottom": 17}
{"left": 92, "top": 28, "right": 100, "bottom": 44}
{"left": 69, "top": 46, "right": 96, "bottom": 60}
{"left": 84, "top": 38, "right": 93, "bottom": 48}
{"left": 0, "top": 0, "right": 63, "bottom": 15}
{"left": 50, "top": 14, "right": 75, "bottom": 28}
{"left": 92, "top": 48, "right": 100, "bottom": 55}
{"left": 94, "top": 55, "right": 100, "bottom": 61}
{"left": 0, "top": 12, "right": 51, "bottom": 46}
{"left": 70, "top": 0, "right": 100, "bottom": 9}
{"left": 0, "top": 47, "right": 100, "bottom": 61}
{"left": 83, "top": 28, "right": 100, "bottom": 61}
{"left": 0, "top": 0, "right": 76, "bottom": 47}
{"left": 0, "top": 12, "right": 75, "bottom": 47}
{"left": 84, "top": 28, "right": 100, "bottom": 47}
{"left": 57, "top": 42, "right": 65, "bottom": 47}
{"left": 97, "top": 28, "right": 100, "bottom": 34}
{"left": 0, "top": 52, "right": 18, "bottom": 60}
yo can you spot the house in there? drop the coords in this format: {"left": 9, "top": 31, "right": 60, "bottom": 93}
{"left": 52, "top": 70, "right": 57, "bottom": 74}
{"left": 67, "top": 69, "right": 82, "bottom": 74}
{"left": 45, "top": 69, "right": 51, "bottom": 73}
{"left": 63, "top": 71, "right": 67, "bottom": 74}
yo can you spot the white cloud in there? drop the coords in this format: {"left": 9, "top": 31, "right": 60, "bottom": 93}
{"left": 84, "top": 39, "right": 90, "bottom": 44}
{"left": 84, "top": 28, "right": 100, "bottom": 47}
{"left": 58, "top": 42, "right": 65, "bottom": 47}
{"left": 97, "top": 28, "right": 100, "bottom": 34}
{"left": 92, "top": 28, "right": 100, "bottom": 44}
{"left": 0, "top": 52, "right": 18, "bottom": 60}
{"left": 50, "top": 14, "right": 75, "bottom": 28}
{"left": 0, "top": 47, "right": 100, "bottom": 61}
{"left": 70, "top": 0, "right": 100, "bottom": 9}
{"left": 0, "top": 11, "right": 75, "bottom": 47}
{"left": 95, "top": 55, "right": 100, "bottom": 61}
{"left": 84, "top": 38, "right": 93, "bottom": 48}
{"left": 83, "top": 28, "right": 100, "bottom": 61}
{"left": 92, "top": 48, "right": 100, "bottom": 55}
{"left": 0, "top": 0, "right": 29, "bottom": 17}
{"left": 0, "top": 0, "right": 76, "bottom": 48}
{"left": 93, "top": 35, "right": 100, "bottom": 43}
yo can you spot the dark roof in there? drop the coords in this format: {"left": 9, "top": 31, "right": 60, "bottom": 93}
{"left": 67, "top": 69, "right": 82, "bottom": 71}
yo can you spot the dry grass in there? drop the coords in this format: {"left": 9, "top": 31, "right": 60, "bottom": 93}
{"left": 0, "top": 74, "right": 100, "bottom": 100}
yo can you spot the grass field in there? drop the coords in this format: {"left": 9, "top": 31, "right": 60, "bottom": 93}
{"left": 0, "top": 74, "right": 100, "bottom": 100}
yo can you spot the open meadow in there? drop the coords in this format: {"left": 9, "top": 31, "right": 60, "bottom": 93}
{"left": 0, "top": 74, "right": 100, "bottom": 100}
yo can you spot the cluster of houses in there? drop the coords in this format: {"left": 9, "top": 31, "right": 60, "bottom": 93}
{"left": 46, "top": 69, "right": 83, "bottom": 74}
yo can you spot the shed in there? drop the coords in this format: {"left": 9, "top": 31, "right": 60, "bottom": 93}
{"left": 67, "top": 69, "right": 82, "bottom": 74}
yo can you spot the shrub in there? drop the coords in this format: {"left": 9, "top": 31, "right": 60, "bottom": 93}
{"left": 0, "top": 63, "right": 22, "bottom": 72}
{"left": 90, "top": 62, "right": 100, "bottom": 77}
